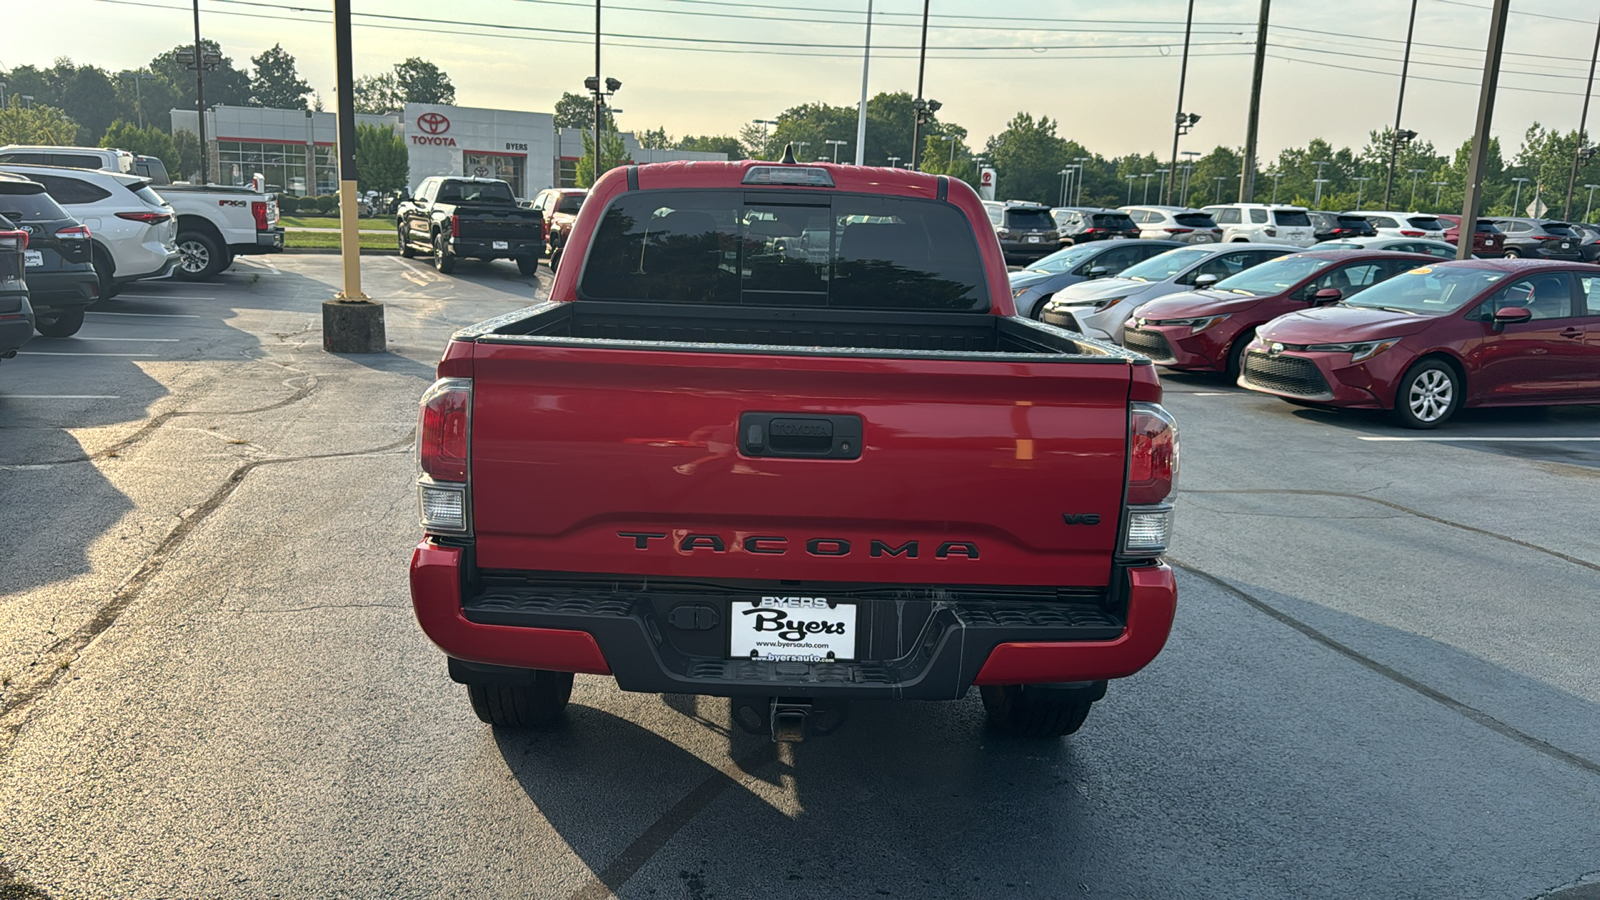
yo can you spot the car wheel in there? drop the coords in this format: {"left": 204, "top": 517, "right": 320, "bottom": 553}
{"left": 398, "top": 224, "right": 416, "bottom": 258}
{"left": 979, "top": 683, "right": 1103, "bottom": 738}
{"left": 433, "top": 233, "right": 456, "bottom": 274}
{"left": 35, "top": 309, "right": 85, "bottom": 338}
{"left": 1226, "top": 329, "right": 1256, "bottom": 380}
{"left": 1391, "top": 359, "right": 1461, "bottom": 429}
{"left": 466, "top": 671, "right": 573, "bottom": 728}
{"left": 548, "top": 246, "right": 562, "bottom": 273}
{"left": 174, "top": 231, "right": 223, "bottom": 280}
{"left": 516, "top": 256, "right": 539, "bottom": 276}
{"left": 92, "top": 248, "right": 117, "bottom": 299}
{"left": 1502, "top": 247, "right": 1522, "bottom": 258}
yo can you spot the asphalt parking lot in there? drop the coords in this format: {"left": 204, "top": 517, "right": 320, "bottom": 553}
{"left": 1, "top": 253, "right": 1597, "bottom": 899}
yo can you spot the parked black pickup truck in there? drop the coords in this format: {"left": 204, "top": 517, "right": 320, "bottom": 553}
{"left": 397, "top": 177, "right": 543, "bottom": 275}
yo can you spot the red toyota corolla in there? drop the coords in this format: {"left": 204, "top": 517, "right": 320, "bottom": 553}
{"left": 1238, "top": 259, "right": 1600, "bottom": 427}
{"left": 1123, "top": 249, "right": 1435, "bottom": 377}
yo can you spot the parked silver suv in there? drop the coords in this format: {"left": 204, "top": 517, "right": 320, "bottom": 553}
{"left": 1120, "top": 206, "right": 1223, "bottom": 245}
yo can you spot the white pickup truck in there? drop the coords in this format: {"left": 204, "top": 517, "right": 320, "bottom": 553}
{"left": 0, "top": 145, "right": 285, "bottom": 280}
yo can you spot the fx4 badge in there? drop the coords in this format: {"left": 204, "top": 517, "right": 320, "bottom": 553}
{"left": 1061, "top": 513, "right": 1101, "bottom": 525}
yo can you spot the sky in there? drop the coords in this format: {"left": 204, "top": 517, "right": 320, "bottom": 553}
{"left": 5, "top": 0, "right": 1600, "bottom": 161}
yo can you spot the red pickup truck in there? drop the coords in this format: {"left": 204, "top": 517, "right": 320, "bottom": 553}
{"left": 409, "top": 159, "right": 1179, "bottom": 741}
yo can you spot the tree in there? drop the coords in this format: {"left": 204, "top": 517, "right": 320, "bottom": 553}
{"left": 100, "top": 119, "right": 179, "bottom": 173}
{"left": 353, "top": 123, "right": 408, "bottom": 194}
{"left": 112, "top": 68, "right": 179, "bottom": 132}
{"left": 172, "top": 129, "right": 203, "bottom": 182}
{"left": 555, "top": 91, "right": 607, "bottom": 130}
{"left": 675, "top": 134, "right": 745, "bottom": 159}
{"left": 638, "top": 127, "right": 672, "bottom": 150}
{"left": 393, "top": 58, "right": 455, "bottom": 105}
{"left": 576, "top": 128, "right": 631, "bottom": 188}
{"left": 0, "top": 60, "right": 122, "bottom": 144}
{"left": 985, "top": 112, "right": 1067, "bottom": 205}
{"left": 250, "top": 44, "right": 312, "bottom": 110}
{"left": 352, "top": 74, "right": 401, "bottom": 114}
{"left": 149, "top": 40, "right": 253, "bottom": 110}
{"left": 0, "top": 97, "right": 79, "bottom": 145}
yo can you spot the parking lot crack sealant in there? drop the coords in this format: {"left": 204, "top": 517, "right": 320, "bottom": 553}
{"left": 1171, "top": 560, "right": 1600, "bottom": 778}
{"left": 0, "top": 430, "right": 414, "bottom": 755}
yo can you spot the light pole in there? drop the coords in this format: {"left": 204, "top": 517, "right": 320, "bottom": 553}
{"left": 1165, "top": 0, "right": 1197, "bottom": 205}
{"left": 0, "top": 82, "right": 7, "bottom": 108}
{"left": 1270, "top": 170, "right": 1284, "bottom": 203}
{"left": 1142, "top": 173, "right": 1156, "bottom": 203}
{"left": 1156, "top": 168, "right": 1171, "bottom": 202}
{"left": 1586, "top": 183, "right": 1600, "bottom": 220}
{"left": 791, "top": 140, "right": 810, "bottom": 160}
{"left": 1213, "top": 175, "right": 1225, "bottom": 204}
{"left": 1354, "top": 175, "right": 1371, "bottom": 209}
{"left": 1431, "top": 180, "right": 1448, "bottom": 206}
{"left": 1073, "top": 157, "right": 1089, "bottom": 205}
{"left": 751, "top": 118, "right": 778, "bottom": 159}
{"left": 825, "top": 138, "right": 848, "bottom": 164}
{"left": 1058, "top": 169, "right": 1072, "bottom": 207}
{"left": 1512, "top": 176, "right": 1530, "bottom": 214}
{"left": 121, "top": 72, "right": 156, "bottom": 129}
{"left": 321, "top": 0, "right": 384, "bottom": 354}
{"left": 1125, "top": 174, "right": 1138, "bottom": 204}
{"left": 1384, "top": 0, "right": 1420, "bottom": 209}
{"left": 937, "top": 135, "right": 956, "bottom": 170}
{"left": 1565, "top": 9, "right": 1600, "bottom": 220}
{"left": 887, "top": 155, "right": 901, "bottom": 169}
{"left": 1311, "top": 160, "right": 1331, "bottom": 206}
{"left": 855, "top": 0, "right": 873, "bottom": 166}
{"left": 20, "top": 94, "right": 34, "bottom": 109}
{"left": 1180, "top": 150, "right": 1200, "bottom": 204}
{"left": 910, "top": 0, "right": 932, "bottom": 170}
{"left": 1408, "top": 168, "right": 1425, "bottom": 208}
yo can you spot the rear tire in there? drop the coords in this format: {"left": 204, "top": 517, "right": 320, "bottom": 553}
{"left": 1502, "top": 247, "right": 1522, "bottom": 258}
{"left": 1390, "top": 358, "right": 1461, "bottom": 429}
{"left": 516, "top": 256, "right": 539, "bottom": 276}
{"left": 548, "top": 246, "right": 563, "bottom": 273}
{"left": 92, "top": 248, "right": 117, "bottom": 300}
{"left": 980, "top": 683, "right": 1103, "bottom": 738}
{"left": 36, "top": 309, "right": 85, "bottom": 338}
{"left": 433, "top": 233, "right": 456, "bottom": 274}
{"left": 398, "top": 224, "right": 416, "bottom": 258}
{"left": 467, "top": 671, "right": 574, "bottom": 728}
{"left": 174, "top": 231, "right": 223, "bottom": 280}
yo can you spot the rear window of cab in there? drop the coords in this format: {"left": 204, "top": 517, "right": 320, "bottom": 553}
{"left": 579, "top": 190, "right": 990, "bottom": 311}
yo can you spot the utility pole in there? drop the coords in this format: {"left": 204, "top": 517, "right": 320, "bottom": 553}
{"left": 1213, "top": 175, "right": 1225, "bottom": 204}
{"left": 1142, "top": 173, "right": 1155, "bottom": 204}
{"left": 1126, "top": 174, "right": 1137, "bottom": 204}
{"left": 910, "top": 0, "right": 930, "bottom": 170}
{"left": 321, "top": 0, "right": 384, "bottom": 353}
{"left": 1166, "top": 0, "right": 1196, "bottom": 205}
{"left": 1239, "top": 0, "right": 1270, "bottom": 202}
{"left": 594, "top": 0, "right": 602, "bottom": 185}
{"left": 1408, "top": 168, "right": 1425, "bottom": 208}
{"left": 1384, "top": 0, "right": 1420, "bottom": 209}
{"left": 191, "top": 0, "right": 209, "bottom": 184}
{"left": 1073, "top": 157, "right": 1089, "bottom": 205}
{"left": 1270, "top": 169, "right": 1283, "bottom": 203}
{"left": 1058, "top": 169, "right": 1071, "bottom": 207}
{"left": 855, "top": 0, "right": 872, "bottom": 166}
{"left": 1564, "top": 8, "right": 1600, "bottom": 221}
{"left": 1457, "top": 0, "right": 1510, "bottom": 260}
{"left": 1312, "top": 160, "right": 1331, "bottom": 207}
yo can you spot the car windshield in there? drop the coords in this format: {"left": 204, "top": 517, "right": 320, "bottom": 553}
{"left": 442, "top": 181, "right": 515, "bottom": 203}
{"left": 557, "top": 194, "right": 585, "bottom": 214}
{"left": 1407, "top": 217, "right": 1444, "bottom": 231}
{"left": 1336, "top": 216, "right": 1369, "bottom": 227}
{"left": 1543, "top": 222, "right": 1576, "bottom": 235}
{"left": 1005, "top": 208, "right": 1053, "bottom": 229}
{"left": 1090, "top": 213, "right": 1135, "bottom": 229}
{"left": 1118, "top": 247, "right": 1213, "bottom": 282}
{"left": 0, "top": 186, "right": 70, "bottom": 221}
{"left": 1342, "top": 266, "right": 1506, "bottom": 315}
{"left": 1214, "top": 256, "right": 1333, "bottom": 296}
{"left": 1272, "top": 209, "right": 1311, "bottom": 227}
{"left": 1025, "top": 243, "right": 1102, "bottom": 273}
{"left": 1174, "top": 213, "right": 1216, "bottom": 227}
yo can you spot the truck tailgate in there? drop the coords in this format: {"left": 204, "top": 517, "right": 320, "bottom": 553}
{"left": 470, "top": 343, "right": 1133, "bottom": 588}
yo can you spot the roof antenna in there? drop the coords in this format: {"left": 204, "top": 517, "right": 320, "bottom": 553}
{"left": 779, "top": 142, "right": 797, "bottom": 164}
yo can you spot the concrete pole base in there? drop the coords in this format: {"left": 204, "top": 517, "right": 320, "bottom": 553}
{"left": 322, "top": 300, "right": 386, "bottom": 353}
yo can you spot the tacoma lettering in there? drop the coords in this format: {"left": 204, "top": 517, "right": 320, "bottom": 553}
{"left": 616, "top": 532, "right": 974, "bottom": 558}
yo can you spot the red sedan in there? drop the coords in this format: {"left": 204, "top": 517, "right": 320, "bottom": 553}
{"left": 1239, "top": 259, "right": 1600, "bottom": 427}
{"left": 1123, "top": 250, "right": 1434, "bottom": 377}
{"left": 1435, "top": 214, "right": 1507, "bottom": 257}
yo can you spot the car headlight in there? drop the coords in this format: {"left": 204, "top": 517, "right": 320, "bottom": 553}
{"left": 1012, "top": 286, "right": 1031, "bottom": 299}
{"left": 1146, "top": 314, "right": 1231, "bottom": 333}
{"left": 1303, "top": 339, "right": 1399, "bottom": 361}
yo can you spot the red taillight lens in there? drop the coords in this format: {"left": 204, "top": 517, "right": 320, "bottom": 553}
{"left": 115, "top": 211, "right": 172, "bottom": 224}
{"left": 418, "top": 378, "right": 471, "bottom": 482}
{"left": 450, "top": 215, "right": 461, "bottom": 238}
{"left": 55, "top": 224, "right": 90, "bottom": 240}
{"left": 1164, "top": 228, "right": 1193, "bottom": 234}
{"left": 1400, "top": 230, "right": 1425, "bottom": 237}
{"left": 1128, "top": 403, "right": 1179, "bottom": 505}
{"left": 0, "top": 230, "right": 28, "bottom": 251}
{"left": 1535, "top": 234, "right": 1563, "bottom": 241}
{"left": 251, "top": 201, "right": 270, "bottom": 231}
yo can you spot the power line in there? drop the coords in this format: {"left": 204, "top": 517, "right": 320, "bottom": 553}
{"left": 1264, "top": 52, "right": 1597, "bottom": 99}
{"left": 1269, "top": 38, "right": 1600, "bottom": 82}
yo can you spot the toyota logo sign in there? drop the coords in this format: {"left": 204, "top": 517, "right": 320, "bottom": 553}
{"left": 417, "top": 112, "right": 451, "bottom": 135}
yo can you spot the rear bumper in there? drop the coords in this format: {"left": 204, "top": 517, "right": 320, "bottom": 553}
{"left": 0, "top": 298, "right": 34, "bottom": 356}
{"left": 118, "top": 252, "right": 179, "bottom": 284}
{"left": 409, "top": 541, "right": 1177, "bottom": 699}
{"left": 233, "top": 228, "right": 285, "bottom": 255}
{"left": 26, "top": 271, "right": 99, "bottom": 314}
{"left": 999, "top": 238, "right": 1055, "bottom": 259}
{"left": 448, "top": 236, "right": 540, "bottom": 258}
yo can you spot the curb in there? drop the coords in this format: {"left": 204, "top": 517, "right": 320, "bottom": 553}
{"left": 278, "top": 247, "right": 400, "bottom": 256}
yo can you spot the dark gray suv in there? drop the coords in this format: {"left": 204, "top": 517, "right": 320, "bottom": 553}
{"left": 1496, "top": 218, "right": 1586, "bottom": 260}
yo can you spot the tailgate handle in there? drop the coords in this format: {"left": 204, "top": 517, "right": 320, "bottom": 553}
{"left": 740, "top": 413, "right": 862, "bottom": 460}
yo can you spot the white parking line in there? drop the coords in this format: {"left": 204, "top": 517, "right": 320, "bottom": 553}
{"left": 1357, "top": 436, "right": 1600, "bottom": 442}
{"left": 117, "top": 295, "right": 216, "bottom": 301}
{"left": 86, "top": 311, "right": 202, "bottom": 319}
{"left": 68, "top": 337, "right": 181, "bottom": 342}
{"left": 19, "top": 351, "right": 157, "bottom": 358}
{"left": 1192, "top": 392, "right": 1235, "bottom": 396}
{"left": 4, "top": 395, "right": 121, "bottom": 400}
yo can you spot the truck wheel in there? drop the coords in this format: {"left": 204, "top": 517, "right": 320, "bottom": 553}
{"left": 175, "top": 231, "right": 223, "bottom": 280}
{"left": 516, "top": 256, "right": 539, "bottom": 276}
{"left": 432, "top": 233, "right": 456, "bottom": 274}
{"left": 36, "top": 309, "right": 85, "bottom": 338}
{"left": 398, "top": 224, "right": 416, "bottom": 258}
{"left": 980, "top": 683, "right": 1103, "bottom": 738}
{"left": 467, "top": 671, "right": 573, "bottom": 728}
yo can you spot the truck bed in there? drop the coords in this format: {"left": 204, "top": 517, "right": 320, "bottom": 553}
{"left": 455, "top": 300, "right": 1138, "bottom": 360}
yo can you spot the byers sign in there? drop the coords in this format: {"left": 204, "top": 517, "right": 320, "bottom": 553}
{"left": 412, "top": 111, "right": 456, "bottom": 146}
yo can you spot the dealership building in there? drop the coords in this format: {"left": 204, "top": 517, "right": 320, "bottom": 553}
{"left": 171, "top": 102, "right": 725, "bottom": 198}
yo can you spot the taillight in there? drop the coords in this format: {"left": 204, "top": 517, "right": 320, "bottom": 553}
{"left": 450, "top": 215, "right": 461, "bottom": 238}
{"left": 1164, "top": 228, "right": 1192, "bottom": 234}
{"left": 1124, "top": 402, "right": 1178, "bottom": 556}
{"left": 417, "top": 377, "right": 472, "bottom": 533}
{"left": 1534, "top": 234, "right": 1563, "bottom": 241}
{"left": 55, "top": 224, "right": 90, "bottom": 241}
{"left": 115, "top": 211, "right": 171, "bottom": 224}
{"left": 0, "top": 230, "right": 27, "bottom": 251}
{"left": 1400, "top": 230, "right": 1425, "bottom": 237}
{"left": 251, "top": 201, "right": 270, "bottom": 231}
{"left": 1264, "top": 228, "right": 1277, "bottom": 237}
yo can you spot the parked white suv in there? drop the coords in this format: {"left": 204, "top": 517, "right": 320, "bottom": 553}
{"left": 1358, "top": 210, "right": 1446, "bottom": 241}
{"left": 0, "top": 163, "right": 178, "bottom": 297}
{"left": 1202, "top": 203, "right": 1317, "bottom": 247}
{"left": 1119, "top": 205, "right": 1223, "bottom": 244}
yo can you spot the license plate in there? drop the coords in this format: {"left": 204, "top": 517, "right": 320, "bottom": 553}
{"left": 1561, "top": 241, "right": 1573, "bottom": 250}
{"left": 492, "top": 240, "right": 509, "bottom": 250}
{"left": 1026, "top": 235, "right": 1040, "bottom": 243}
{"left": 24, "top": 250, "right": 42, "bottom": 267}
{"left": 1194, "top": 235, "right": 1213, "bottom": 242}
{"left": 1108, "top": 235, "right": 1127, "bottom": 240}
{"left": 729, "top": 597, "right": 857, "bottom": 662}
